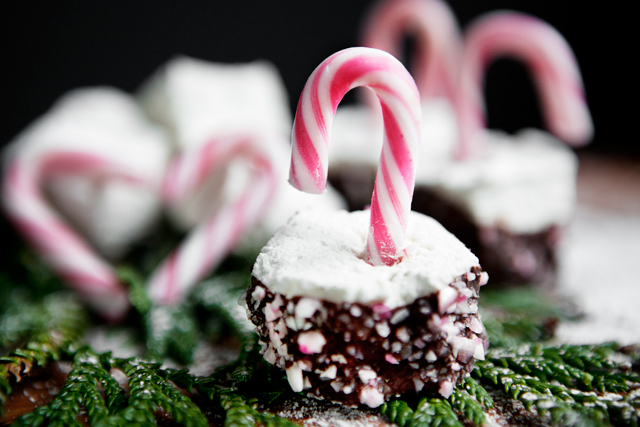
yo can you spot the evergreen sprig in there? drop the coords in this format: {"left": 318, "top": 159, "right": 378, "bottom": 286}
{"left": 10, "top": 349, "right": 210, "bottom": 427}
{"left": 179, "top": 330, "right": 297, "bottom": 427}
{"left": 1, "top": 292, "right": 86, "bottom": 411}
{"left": 473, "top": 343, "right": 640, "bottom": 426}
{"left": 108, "top": 360, "right": 208, "bottom": 427}
{"left": 190, "top": 272, "right": 261, "bottom": 384}
{"left": 381, "top": 397, "right": 464, "bottom": 427}
{"left": 0, "top": 292, "right": 85, "bottom": 350}
{"left": 191, "top": 272, "right": 255, "bottom": 338}
{"left": 218, "top": 393, "right": 297, "bottom": 427}
{"left": 381, "top": 376, "right": 494, "bottom": 427}
{"left": 12, "top": 350, "right": 126, "bottom": 427}
{"left": 448, "top": 377, "right": 493, "bottom": 425}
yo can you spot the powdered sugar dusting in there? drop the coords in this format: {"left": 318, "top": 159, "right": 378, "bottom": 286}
{"left": 556, "top": 206, "right": 640, "bottom": 345}
{"left": 252, "top": 210, "right": 478, "bottom": 308}
{"left": 274, "top": 396, "right": 393, "bottom": 426}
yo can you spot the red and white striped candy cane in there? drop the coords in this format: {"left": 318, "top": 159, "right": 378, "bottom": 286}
{"left": 361, "top": 0, "right": 462, "bottom": 101}
{"left": 455, "top": 11, "right": 594, "bottom": 159}
{"left": 147, "top": 134, "right": 279, "bottom": 305}
{"left": 2, "top": 151, "right": 150, "bottom": 320}
{"left": 289, "top": 47, "right": 422, "bottom": 266}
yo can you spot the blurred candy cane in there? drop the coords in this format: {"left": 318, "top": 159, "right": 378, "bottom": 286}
{"left": 455, "top": 11, "right": 594, "bottom": 159}
{"left": 2, "top": 151, "right": 151, "bottom": 320}
{"left": 361, "top": 0, "right": 462, "bottom": 101}
{"left": 147, "top": 134, "right": 279, "bottom": 305}
{"left": 289, "top": 47, "right": 421, "bottom": 266}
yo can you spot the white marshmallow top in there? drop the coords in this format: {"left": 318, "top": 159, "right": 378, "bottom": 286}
{"left": 252, "top": 210, "right": 479, "bottom": 308}
{"left": 428, "top": 129, "right": 578, "bottom": 233}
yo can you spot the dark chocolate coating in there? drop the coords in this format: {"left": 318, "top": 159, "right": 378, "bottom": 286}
{"left": 246, "top": 267, "right": 488, "bottom": 407}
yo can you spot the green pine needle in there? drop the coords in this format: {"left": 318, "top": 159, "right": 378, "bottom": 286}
{"left": 382, "top": 397, "right": 463, "bottom": 427}
{"left": 449, "top": 377, "right": 492, "bottom": 425}
{"left": 109, "top": 360, "right": 208, "bottom": 427}
{"left": 473, "top": 343, "right": 640, "bottom": 426}
{"left": 1, "top": 292, "right": 86, "bottom": 411}
{"left": 12, "top": 349, "right": 125, "bottom": 427}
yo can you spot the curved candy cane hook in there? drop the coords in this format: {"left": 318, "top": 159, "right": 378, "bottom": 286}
{"left": 290, "top": 47, "right": 422, "bottom": 266}
{"left": 455, "top": 11, "right": 594, "bottom": 159}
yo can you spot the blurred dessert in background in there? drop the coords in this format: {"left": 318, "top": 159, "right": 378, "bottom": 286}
{"left": 3, "top": 88, "right": 169, "bottom": 261}
{"left": 139, "top": 56, "right": 346, "bottom": 256}
{"left": 1, "top": 88, "right": 169, "bottom": 318}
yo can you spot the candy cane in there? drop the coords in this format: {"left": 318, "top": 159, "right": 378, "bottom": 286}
{"left": 455, "top": 11, "right": 594, "bottom": 159}
{"left": 147, "top": 134, "right": 279, "bottom": 305}
{"left": 1, "top": 151, "right": 151, "bottom": 320}
{"left": 361, "top": 0, "right": 462, "bottom": 101}
{"left": 290, "top": 47, "right": 421, "bottom": 266}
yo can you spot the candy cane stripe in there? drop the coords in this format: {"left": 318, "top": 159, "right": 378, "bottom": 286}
{"left": 380, "top": 102, "right": 414, "bottom": 193}
{"left": 292, "top": 110, "right": 323, "bottom": 193}
{"left": 147, "top": 134, "right": 279, "bottom": 305}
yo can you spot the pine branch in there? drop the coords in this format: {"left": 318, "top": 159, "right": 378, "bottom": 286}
{"left": 0, "top": 292, "right": 86, "bottom": 350}
{"left": 143, "top": 305, "right": 200, "bottom": 365}
{"left": 11, "top": 349, "right": 124, "bottom": 427}
{"left": 165, "top": 333, "right": 297, "bottom": 427}
{"left": 382, "top": 397, "right": 463, "bottom": 427}
{"left": 449, "top": 377, "right": 493, "bottom": 425}
{"left": 191, "top": 272, "right": 260, "bottom": 383}
{"left": 106, "top": 359, "right": 208, "bottom": 427}
{"left": 1, "top": 293, "right": 86, "bottom": 411}
{"left": 474, "top": 343, "right": 640, "bottom": 426}
{"left": 460, "top": 376, "right": 494, "bottom": 409}
{"left": 11, "top": 352, "right": 210, "bottom": 427}
{"left": 165, "top": 364, "right": 297, "bottom": 427}
{"left": 219, "top": 393, "right": 298, "bottom": 427}
{"left": 381, "top": 400, "right": 414, "bottom": 427}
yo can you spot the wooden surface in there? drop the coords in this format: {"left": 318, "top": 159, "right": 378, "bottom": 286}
{"left": 576, "top": 153, "right": 640, "bottom": 215}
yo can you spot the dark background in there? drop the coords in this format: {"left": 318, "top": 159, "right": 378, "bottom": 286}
{"left": 0, "top": 1, "right": 634, "bottom": 156}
